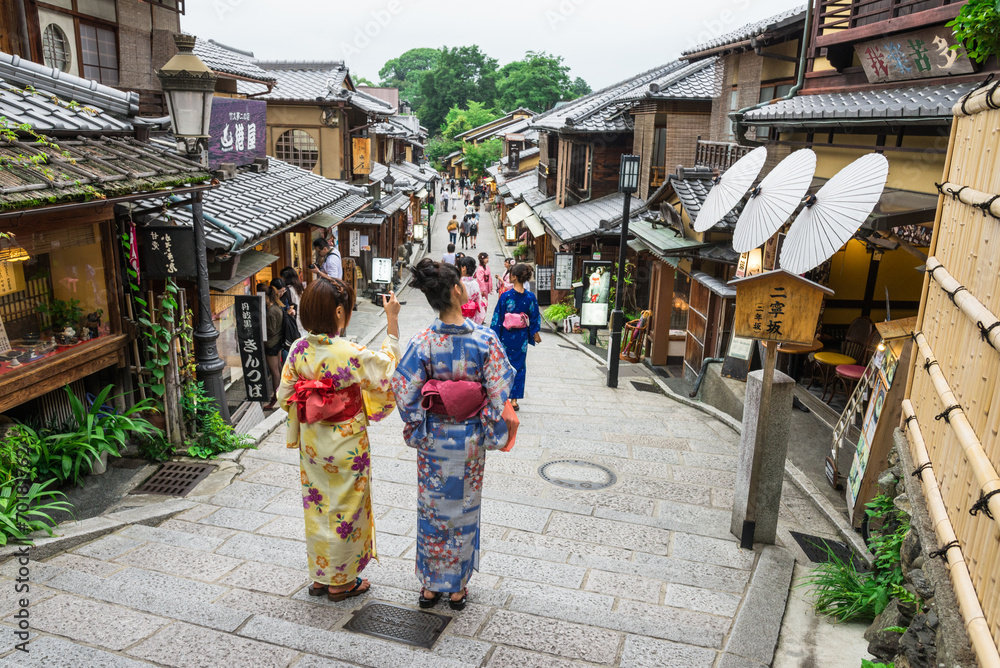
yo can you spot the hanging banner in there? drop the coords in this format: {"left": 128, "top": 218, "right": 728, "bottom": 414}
{"left": 352, "top": 138, "right": 372, "bottom": 175}
{"left": 554, "top": 253, "right": 574, "bottom": 290}
{"left": 349, "top": 230, "right": 361, "bottom": 257}
{"left": 535, "top": 266, "right": 554, "bottom": 292}
{"left": 138, "top": 226, "right": 197, "bottom": 280}
{"left": 207, "top": 98, "right": 267, "bottom": 170}
{"left": 234, "top": 295, "right": 269, "bottom": 402}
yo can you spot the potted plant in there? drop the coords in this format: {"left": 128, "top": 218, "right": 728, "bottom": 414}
{"left": 542, "top": 301, "right": 577, "bottom": 327}
{"left": 512, "top": 244, "right": 529, "bottom": 260}
{"left": 36, "top": 298, "right": 83, "bottom": 341}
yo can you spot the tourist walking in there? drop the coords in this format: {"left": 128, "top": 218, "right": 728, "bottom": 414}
{"left": 459, "top": 215, "right": 472, "bottom": 250}
{"left": 447, "top": 215, "right": 459, "bottom": 245}
{"left": 458, "top": 256, "right": 487, "bottom": 324}
{"left": 495, "top": 257, "right": 515, "bottom": 296}
{"left": 475, "top": 253, "right": 493, "bottom": 300}
{"left": 263, "top": 278, "right": 287, "bottom": 410}
{"left": 470, "top": 214, "right": 479, "bottom": 249}
{"left": 442, "top": 243, "right": 456, "bottom": 266}
{"left": 391, "top": 258, "right": 515, "bottom": 610}
{"left": 490, "top": 263, "right": 541, "bottom": 411}
{"left": 280, "top": 267, "right": 305, "bottom": 333}
{"left": 276, "top": 278, "right": 401, "bottom": 601}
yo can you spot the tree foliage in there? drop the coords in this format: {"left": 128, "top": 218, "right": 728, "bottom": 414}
{"left": 440, "top": 101, "right": 501, "bottom": 140}
{"left": 463, "top": 138, "right": 503, "bottom": 178}
{"left": 426, "top": 136, "right": 462, "bottom": 171}
{"left": 947, "top": 0, "right": 1000, "bottom": 63}
{"left": 418, "top": 46, "right": 499, "bottom": 133}
{"left": 496, "top": 51, "right": 589, "bottom": 113}
{"left": 378, "top": 47, "right": 441, "bottom": 110}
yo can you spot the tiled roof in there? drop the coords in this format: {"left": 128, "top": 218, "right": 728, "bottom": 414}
{"left": 456, "top": 108, "right": 536, "bottom": 140}
{"left": 391, "top": 160, "right": 437, "bottom": 184}
{"left": 500, "top": 146, "right": 541, "bottom": 166}
{"left": 369, "top": 162, "right": 388, "bottom": 182}
{"left": 321, "top": 193, "right": 371, "bottom": 220}
{"left": 134, "top": 158, "right": 356, "bottom": 251}
{"left": 531, "top": 61, "right": 690, "bottom": 133}
{"left": 542, "top": 192, "right": 646, "bottom": 243}
{"left": 0, "top": 80, "right": 133, "bottom": 133}
{"left": 239, "top": 62, "right": 348, "bottom": 101}
{"left": 349, "top": 87, "right": 397, "bottom": 115}
{"left": 357, "top": 86, "right": 399, "bottom": 112}
{"left": 443, "top": 150, "right": 462, "bottom": 161}
{"left": 376, "top": 191, "right": 409, "bottom": 215}
{"left": 683, "top": 5, "right": 807, "bottom": 58}
{"left": 498, "top": 170, "right": 537, "bottom": 200}
{"left": 741, "top": 82, "right": 976, "bottom": 126}
{"left": 193, "top": 39, "right": 275, "bottom": 84}
{"left": 630, "top": 217, "right": 710, "bottom": 258}
{"left": 620, "top": 59, "right": 719, "bottom": 102}
{"left": 670, "top": 169, "right": 740, "bottom": 230}
{"left": 522, "top": 187, "right": 549, "bottom": 209}
{"left": 345, "top": 211, "right": 386, "bottom": 226}
{"left": 0, "top": 136, "right": 208, "bottom": 212}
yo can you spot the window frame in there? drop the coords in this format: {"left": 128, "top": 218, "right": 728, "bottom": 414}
{"left": 41, "top": 23, "right": 72, "bottom": 72}
{"left": 78, "top": 19, "right": 119, "bottom": 85}
{"left": 275, "top": 129, "right": 321, "bottom": 172}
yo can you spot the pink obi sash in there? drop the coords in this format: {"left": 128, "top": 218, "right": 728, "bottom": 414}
{"left": 420, "top": 379, "right": 488, "bottom": 421}
{"left": 290, "top": 379, "right": 364, "bottom": 424}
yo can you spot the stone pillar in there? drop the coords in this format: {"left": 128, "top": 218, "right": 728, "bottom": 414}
{"left": 731, "top": 368, "right": 795, "bottom": 545}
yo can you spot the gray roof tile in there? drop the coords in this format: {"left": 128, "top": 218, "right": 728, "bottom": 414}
{"left": 542, "top": 192, "right": 646, "bottom": 243}
{"left": 669, "top": 169, "right": 741, "bottom": 230}
{"left": 237, "top": 63, "right": 392, "bottom": 115}
{"left": 683, "top": 5, "right": 806, "bottom": 57}
{"left": 742, "top": 82, "right": 976, "bottom": 126}
{"left": 193, "top": 39, "right": 275, "bottom": 84}
{"left": 620, "top": 59, "right": 720, "bottom": 102}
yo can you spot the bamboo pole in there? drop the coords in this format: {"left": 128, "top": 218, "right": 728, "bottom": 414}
{"left": 912, "top": 332, "right": 1000, "bottom": 528}
{"left": 902, "top": 400, "right": 1000, "bottom": 668}
{"left": 935, "top": 182, "right": 1000, "bottom": 219}
{"left": 953, "top": 81, "right": 1000, "bottom": 118}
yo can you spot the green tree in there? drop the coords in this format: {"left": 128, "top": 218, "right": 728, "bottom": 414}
{"left": 463, "top": 138, "right": 503, "bottom": 178}
{"left": 496, "top": 51, "right": 590, "bottom": 112}
{"left": 426, "top": 136, "right": 462, "bottom": 171}
{"left": 353, "top": 75, "right": 376, "bottom": 86}
{"left": 418, "top": 46, "right": 499, "bottom": 132}
{"left": 440, "top": 101, "right": 501, "bottom": 140}
{"left": 378, "top": 47, "right": 441, "bottom": 110}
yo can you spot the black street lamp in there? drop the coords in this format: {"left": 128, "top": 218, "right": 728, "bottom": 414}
{"left": 607, "top": 154, "right": 640, "bottom": 388}
{"left": 158, "top": 35, "right": 229, "bottom": 421}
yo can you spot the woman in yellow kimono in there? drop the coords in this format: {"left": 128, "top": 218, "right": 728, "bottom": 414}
{"left": 277, "top": 278, "right": 401, "bottom": 601}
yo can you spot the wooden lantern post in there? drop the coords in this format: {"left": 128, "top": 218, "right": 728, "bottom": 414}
{"left": 729, "top": 269, "right": 833, "bottom": 548}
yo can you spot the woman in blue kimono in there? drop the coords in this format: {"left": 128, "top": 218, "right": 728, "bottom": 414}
{"left": 490, "top": 263, "right": 541, "bottom": 410}
{"left": 391, "top": 258, "right": 515, "bottom": 611}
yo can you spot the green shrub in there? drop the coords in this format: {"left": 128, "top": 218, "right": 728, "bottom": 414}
{"left": 183, "top": 382, "right": 254, "bottom": 460}
{"left": 0, "top": 479, "right": 72, "bottom": 546}
{"left": 543, "top": 301, "right": 577, "bottom": 322}
{"left": 947, "top": 0, "right": 1000, "bottom": 63}
{"left": 861, "top": 661, "right": 894, "bottom": 668}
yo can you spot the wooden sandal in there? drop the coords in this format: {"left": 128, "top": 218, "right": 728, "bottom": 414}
{"left": 327, "top": 577, "right": 370, "bottom": 602}
{"left": 308, "top": 582, "right": 327, "bottom": 596}
{"left": 418, "top": 588, "right": 442, "bottom": 608}
{"left": 448, "top": 588, "right": 468, "bottom": 611}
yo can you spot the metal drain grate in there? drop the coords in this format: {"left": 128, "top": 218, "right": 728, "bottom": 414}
{"left": 631, "top": 380, "right": 665, "bottom": 395}
{"left": 538, "top": 459, "right": 617, "bottom": 490}
{"left": 131, "top": 462, "right": 216, "bottom": 496}
{"left": 344, "top": 602, "right": 451, "bottom": 649}
{"left": 789, "top": 531, "right": 866, "bottom": 569}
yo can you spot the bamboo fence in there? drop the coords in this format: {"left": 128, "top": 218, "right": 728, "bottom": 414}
{"left": 901, "top": 77, "right": 1000, "bottom": 662}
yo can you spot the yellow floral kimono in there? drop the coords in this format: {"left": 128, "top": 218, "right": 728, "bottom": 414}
{"left": 277, "top": 333, "right": 400, "bottom": 586}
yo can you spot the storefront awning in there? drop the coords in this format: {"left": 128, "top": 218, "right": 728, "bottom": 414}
{"left": 210, "top": 250, "right": 279, "bottom": 292}
{"left": 625, "top": 219, "right": 707, "bottom": 257}
{"left": 507, "top": 202, "right": 532, "bottom": 224}
{"left": 524, "top": 214, "right": 545, "bottom": 238}
{"left": 628, "top": 239, "right": 649, "bottom": 252}
{"left": 308, "top": 210, "right": 345, "bottom": 229}
{"left": 344, "top": 212, "right": 387, "bottom": 227}
{"left": 416, "top": 188, "right": 428, "bottom": 199}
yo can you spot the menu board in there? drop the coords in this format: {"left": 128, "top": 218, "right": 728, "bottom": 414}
{"left": 554, "top": 253, "right": 574, "bottom": 290}
{"left": 138, "top": 226, "right": 197, "bottom": 280}
{"left": 234, "top": 295, "right": 269, "bottom": 402}
{"left": 371, "top": 258, "right": 393, "bottom": 284}
{"left": 536, "top": 266, "right": 553, "bottom": 291}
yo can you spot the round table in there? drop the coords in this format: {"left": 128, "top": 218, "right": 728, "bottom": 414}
{"left": 777, "top": 339, "right": 823, "bottom": 380}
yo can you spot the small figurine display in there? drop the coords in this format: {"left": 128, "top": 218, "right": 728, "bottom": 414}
{"left": 85, "top": 311, "right": 101, "bottom": 340}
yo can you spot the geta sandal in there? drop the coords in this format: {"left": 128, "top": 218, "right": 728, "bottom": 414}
{"left": 448, "top": 588, "right": 468, "bottom": 611}
{"left": 418, "top": 588, "right": 442, "bottom": 609}
{"left": 327, "top": 577, "right": 370, "bottom": 602}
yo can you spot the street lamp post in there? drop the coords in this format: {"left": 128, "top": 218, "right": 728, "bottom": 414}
{"left": 157, "top": 34, "right": 229, "bottom": 421}
{"left": 607, "top": 155, "right": 640, "bottom": 388}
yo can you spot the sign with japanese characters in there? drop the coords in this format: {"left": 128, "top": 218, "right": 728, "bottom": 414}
{"left": 554, "top": 253, "right": 574, "bottom": 290}
{"left": 349, "top": 230, "right": 361, "bottom": 257}
{"left": 207, "top": 98, "right": 266, "bottom": 170}
{"left": 353, "top": 138, "right": 371, "bottom": 175}
{"left": 234, "top": 295, "right": 270, "bottom": 402}
{"left": 536, "top": 266, "right": 554, "bottom": 291}
{"left": 856, "top": 27, "right": 973, "bottom": 84}
{"left": 137, "top": 226, "right": 197, "bottom": 280}
{"left": 0, "top": 261, "right": 26, "bottom": 297}
{"left": 730, "top": 269, "right": 832, "bottom": 345}
{"left": 371, "top": 257, "right": 393, "bottom": 284}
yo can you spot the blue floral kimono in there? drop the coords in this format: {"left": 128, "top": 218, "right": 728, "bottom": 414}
{"left": 390, "top": 319, "right": 515, "bottom": 593}
{"left": 490, "top": 288, "right": 541, "bottom": 400}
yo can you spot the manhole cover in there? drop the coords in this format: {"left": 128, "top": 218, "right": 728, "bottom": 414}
{"left": 538, "top": 459, "right": 617, "bottom": 490}
{"left": 131, "top": 462, "right": 216, "bottom": 497}
{"left": 344, "top": 602, "right": 451, "bottom": 649}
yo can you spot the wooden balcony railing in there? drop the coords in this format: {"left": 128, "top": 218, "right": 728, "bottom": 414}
{"left": 694, "top": 140, "right": 753, "bottom": 172}
{"left": 815, "top": 0, "right": 963, "bottom": 46}
{"left": 650, "top": 165, "right": 666, "bottom": 187}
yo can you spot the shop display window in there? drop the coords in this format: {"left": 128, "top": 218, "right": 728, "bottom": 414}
{"left": 670, "top": 273, "right": 691, "bottom": 331}
{"left": 0, "top": 225, "right": 112, "bottom": 376}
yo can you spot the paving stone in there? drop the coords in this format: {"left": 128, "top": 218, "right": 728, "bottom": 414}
{"left": 114, "top": 542, "right": 242, "bottom": 581}
{"left": 374, "top": 532, "right": 414, "bottom": 557}
{"left": 598, "top": 504, "right": 733, "bottom": 541}
{"left": 371, "top": 458, "right": 416, "bottom": 485}
{"left": 0, "top": 556, "right": 63, "bottom": 583}
{"left": 577, "top": 552, "right": 751, "bottom": 594}
{"left": 205, "top": 480, "right": 285, "bottom": 511}
{"left": 502, "top": 579, "right": 615, "bottom": 619}
{"left": 71, "top": 534, "right": 145, "bottom": 560}
{"left": 716, "top": 653, "right": 769, "bottom": 668}
{"left": 213, "top": 588, "right": 346, "bottom": 629}
{"left": 671, "top": 533, "right": 756, "bottom": 570}
{"left": 620, "top": 634, "right": 718, "bottom": 667}
{"left": 215, "top": 532, "right": 307, "bottom": 570}
{"left": 584, "top": 569, "right": 662, "bottom": 603}
{"left": 501, "top": 529, "right": 633, "bottom": 560}
{"left": 479, "top": 499, "right": 551, "bottom": 532}
{"left": 366, "top": 480, "right": 416, "bottom": 509}
{"left": 712, "top": 487, "right": 736, "bottom": 508}
{"left": 686, "top": 437, "right": 738, "bottom": 455}
{"left": 128, "top": 620, "right": 299, "bottom": 667}
{"left": 377, "top": 508, "right": 418, "bottom": 536}
{"left": 242, "top": 442, "right": 301, "bottom": 466}
{"left": 108, "top": 567, "right": 231, "bottom": 602}
{"left": 258, "top": 514, "right": 306, "bottom": 541}
{"left": 433, "top": 635, "right": 492, "bottom": 665}
{"left": 261, "top": 489, "right": 305, "bottom": 517}
{"left": 545, "top": 512, "right": 672, "bottom": 554}
{"left": 0, "top": 635, "right": 156, "bottom": 667}
{"left": 681, "top": 452, "right": 739, "bottom": 472}
{"left": 173, "top": 504, "right": 219, "bottom": 522}
{"left": 549, "top": 488, "right": 655, "bottom": 516}
{"left": 440, "top": 600, "right": 492, "bottom": 637}
{"left": 118, "top": 523, "right": 224, "bottom": 551}
{"left": 485, "top": 646, "right": 594, "bottom": 668}
{"left": 664, "top": 583, "right": 742, "bottom": 617}
{"left": 618, "top": 477, "right": 713, "bottom": 505}
{"left": 200, "top": 506, "right": 276, "bottom": 532}
{"left": 544, "top": 438, "right": 629, "bottom": 459}
{"left": 479, "top": 552, "right": 586, "bottom": 588}
{"left": 157, "top": 518, "right": 237, "bottom": 541}
{"left": 630, "top": 439, "right": 692, "bottom": 454}
{"left": 485, "top": 458, "right": 538, "bottom": 477}
{"left": 593, "top": 456, "right": 677, "bottom": 476}
{"left": 31, "top": 594, "right": 168, "bottom": 650}
{"left": 289, "top": 655, "right": 360, "bottom": 668}
{"left": 0, "top": 580, "right": 55, "bottom": 616}
{"left": 721, "top": 546, "right": 794, "bottom": 666}
{"left": 672, "top": 466, "right": 737, "bottom": 488}
{"left": 44, "top": 552, "right": 125, "bottom": 578}
{"left": 219, "top": 560, "right": 310, "bottom": 596}
{"left": 241, "top": 462, "right": 300, "bottom": 487}
{"left": 480, "top": 610, "right": 621, "bottom": 664}
{"left": 614, "top": 599, "right": 731, "bottom": 648}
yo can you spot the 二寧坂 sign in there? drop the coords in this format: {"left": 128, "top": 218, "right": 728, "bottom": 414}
{"left": 207, "top": 98, "right": 267, "bottom": 170}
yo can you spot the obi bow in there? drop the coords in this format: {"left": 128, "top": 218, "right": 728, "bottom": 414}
{"left": 290, "top": 378, "right": 363, "bottom": 425}
{"left": 420, "top": 379, "right": 489, "bottom": 421}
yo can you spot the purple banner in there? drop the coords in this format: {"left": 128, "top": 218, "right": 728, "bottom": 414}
{"left": 207, "top": 98, "right": 267, "bottom": 170}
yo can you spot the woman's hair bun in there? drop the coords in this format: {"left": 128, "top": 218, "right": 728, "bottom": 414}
{"left": 410, "top": 258, "right": 460, "bottom": 312}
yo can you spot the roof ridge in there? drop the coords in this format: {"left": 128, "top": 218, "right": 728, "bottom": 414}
{"left": 207, "top": 39, "right": 255, "bottom": 58}
{"left": 0, "top": 51, "right": 138, "bottom": 117}
{"left": 255, "top": 60, "right": 347, "bottom": 71}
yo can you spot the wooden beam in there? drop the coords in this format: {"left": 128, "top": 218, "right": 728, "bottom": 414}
{"left": 815, "top": 4, "right": 964, "bottom": 48}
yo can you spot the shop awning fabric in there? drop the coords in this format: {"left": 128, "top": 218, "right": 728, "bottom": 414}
{"left": 507, "top": 202, "right": 532, "bottom": 225}
{"left": 210, "top": 250, "right": 279, "bottom": 292}
{"left": 524, "top": 214, "right": 545, "bottom": 238}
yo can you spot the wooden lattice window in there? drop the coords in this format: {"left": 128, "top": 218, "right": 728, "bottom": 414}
{"left": 275, "top": 130, "right": 319, "bottom": 171}
{"left": 42, "top": 24, "right": 71, "bottom": 73}
{"left": 79, "top": 22, "right": 118, "bottom": 85}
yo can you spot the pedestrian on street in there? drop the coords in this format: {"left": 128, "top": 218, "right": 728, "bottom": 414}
{"left": 441, "top": 190, "right": 449, "bottom": 212}
{"left": 390, "top": 258, "right": 516, "bottom": 611}
{"left": 442, "top": 243, "right": 456, "bottom": 266}
{"left": 447, "top": 215, "right": 459, "bottom": 245}
{"left": 280, "top": 267, "right": 305, "bottom": 334}
{"left": 263, "top": 278, "right": 288, "bottom": 410}
{"left": 276, "top": 278, "right": 401, "bottom": 601}
{"left": 475, "top": 252, "right": 493, "bottom": 298}
{"left": 459, "top": 215, "right": 472, "bottom": 249}
{"left": 473, "top": 192, "right": 481, "bottom": 212}
{"left": 458, "top": 255, "right": 487, "bottom": 324}
{"left": 463, "top": 188, "right": 471, "bottom": 208}
{"left": 311, "top": 237, "right": 342, "bottom": 282}
{"left": 470, "top": 215, "right": 479, "bottom": 249}
{"left": 495, "top": 257, "right": 515, "bottom": 295}
{"left": 491, "top": 263, "right": 541, "bottom": 411}
{"left": 450, "top": 178, "right": 455, "bottom": 192}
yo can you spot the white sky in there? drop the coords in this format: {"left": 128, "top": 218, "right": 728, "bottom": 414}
{"left": 182, "top": 0, "right": 801, "bottom": 90}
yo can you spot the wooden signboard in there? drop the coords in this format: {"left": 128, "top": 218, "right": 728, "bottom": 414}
{"left": 856, "top": 26, "right": 973, "bottom": 84}
{"left": 138, "top": 226, "right": 197, "bottom": 280}
{"left": 0, "top": 261, "right": 26, "bottom": 297}
{"left": 352, "top": 138, "right": 371, "bottom": 175}
{"left": 554, "top": 253, "right": 574, "bottom": 290}
{"left": 234, "top": 295, "right": 269, "bottom": 402}
{"left": 721, "top": 333, "right": 756, "bottom": 381}
{"left": 730, "top": 270, "right": 833, "bottom": 346}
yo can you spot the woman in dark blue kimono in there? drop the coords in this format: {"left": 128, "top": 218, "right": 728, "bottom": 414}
{"left": 490, "top": 263, "right": 541, "bottom": 410}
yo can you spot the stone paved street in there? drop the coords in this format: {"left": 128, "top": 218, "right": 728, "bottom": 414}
{"left": 0, "top": 185, "right": 846, "bottom": 667}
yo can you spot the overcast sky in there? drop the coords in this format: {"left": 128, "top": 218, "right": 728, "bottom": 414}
{"left": 183, "top": 0, "right": 801, "bottom": 90}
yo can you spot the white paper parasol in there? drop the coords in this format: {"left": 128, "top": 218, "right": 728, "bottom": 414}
{"left": 779, "top": 152, "right": 889, "bottom": 275}
{"left": 693, "top": 146, "right": 767, "bottom": 232}
{"left": 732, "top": 149, "right": 816, "bottom": 252}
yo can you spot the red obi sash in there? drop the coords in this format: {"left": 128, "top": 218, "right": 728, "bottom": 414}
{"left": 290, "top": 379, "right": 364, "bottom": 424}
{"left": 420, "top": 379, "right": 488, "bottom": 421}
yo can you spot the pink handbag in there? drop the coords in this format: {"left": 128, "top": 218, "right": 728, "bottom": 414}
{"left": 503, "top": 312, "right": 529, "bottom": 329}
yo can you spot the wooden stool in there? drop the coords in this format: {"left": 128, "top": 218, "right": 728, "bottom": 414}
{"left": 828, "top": 363, "right": 865, "bottom": 404}
{"left": 811, "top": 351, "right": 856, "bottom": 399}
